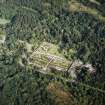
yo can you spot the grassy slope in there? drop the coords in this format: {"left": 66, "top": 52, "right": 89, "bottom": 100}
{"left": 69, "top": 0, "right": 105, "bottom": 22}
{"left": 0, "top": 18, "right": 10, "bottom": 25}
{"left": 30, "top": 42, "right": 71, "bottom": 70}
{"left": 0, "top": 18, "right": 10, "bottom": 40}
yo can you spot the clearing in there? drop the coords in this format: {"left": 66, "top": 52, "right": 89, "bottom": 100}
{"left": 0, "top": 18, "right": 10, "bottom": 43}
{"left": 30, "top": 42, "right": 72, "bottom": 72}
{"left": 0, "top": 18, "right": 10, "bottom": 25}
{"left": 69, "top": 0, "right": 105, "bottom": 22}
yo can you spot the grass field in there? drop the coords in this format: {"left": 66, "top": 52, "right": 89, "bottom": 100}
{"left": 30, "top": 42, "right": 71, "bottom": 71}
{"left": 37, "top": 42, "right": 63, "bottom": 57}
{"left": 0, "top": 18, "right": 9, "bottom": 42}
{"left": 0, "top": 18, "right": 10, "bottom": 25}
{"left": 0, "top": 27, "right": 5, "bottom": 42}
{"left": 69, "top": 0, "right": 105, "bottom": 22}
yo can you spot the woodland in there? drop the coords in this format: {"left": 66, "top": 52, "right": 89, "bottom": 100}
{"left": 0, "top": 0, "right": 105, "bottom": 105}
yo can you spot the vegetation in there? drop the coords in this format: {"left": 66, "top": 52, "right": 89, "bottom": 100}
{"left": 0, "top": 18, "right": 10, "bottom": 25}
{"left": 0, "top": 0, "right": 105, "bottom": 105}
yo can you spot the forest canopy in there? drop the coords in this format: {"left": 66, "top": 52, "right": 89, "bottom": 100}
{"left": 0, "top": 0, "right": 105, "bottom": 105}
